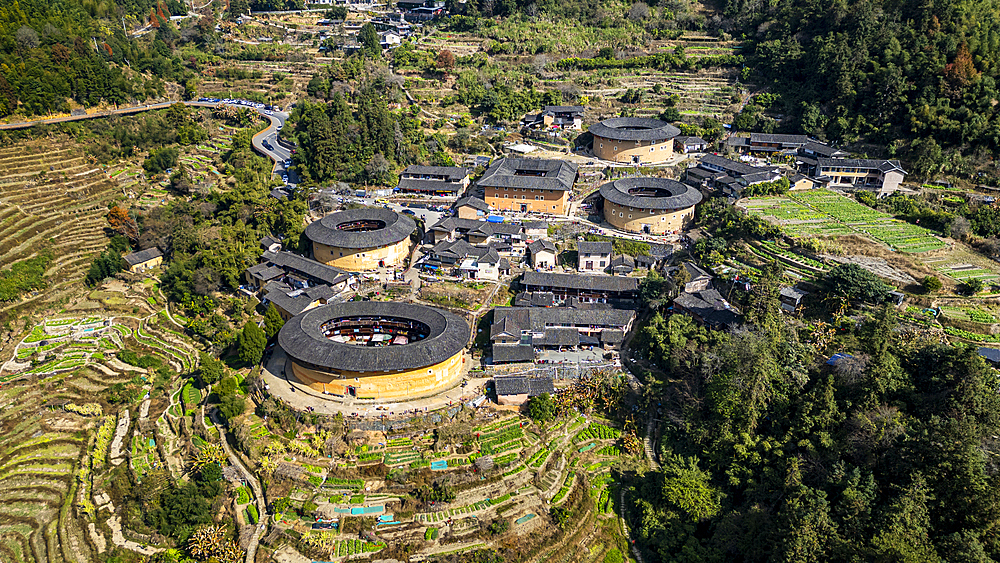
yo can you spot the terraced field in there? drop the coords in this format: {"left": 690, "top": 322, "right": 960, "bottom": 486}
{"left": 0, "top": 141, "right": 124, "bottom": 318}
{"left": 0, "top": 310, "right": 201, "bottom": 563}
{"left": 744, "top": 190, "right": 947, "bottom": 253}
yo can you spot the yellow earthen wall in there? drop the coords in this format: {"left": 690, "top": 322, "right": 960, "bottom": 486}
{"left": 485, "top": 189, "right": 568, "bottom": 214}
{"left": 290, "top": 351, "right": 465, "bottom": 400}
{"left": 313, "top": 237, "right": 411, "bottom": 271}
{"left": 604, "top": 201, "right": 695, "bottom": 234}
{"left": 593, "top": 135, "right": 673, "bottom": 164}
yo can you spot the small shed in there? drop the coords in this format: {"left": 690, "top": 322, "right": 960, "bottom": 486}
{"left": 123, "top": 247, "right": 163, "bottom": 273}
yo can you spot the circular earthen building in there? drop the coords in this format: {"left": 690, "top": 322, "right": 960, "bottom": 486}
{"left": 590, "top": 117, "right": 680, "bottom": 164}
{"left": 305, "top": 208, "right": 415, "bottom": 271}
{"left": 278, "top": 302, "right": 470, "bottom": 401}
{"left": 600, "top": 177, "right": 702, "bottom": 234}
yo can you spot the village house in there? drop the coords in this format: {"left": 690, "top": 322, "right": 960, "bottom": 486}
{"left": 521, "top": 271, "right": 639, "bottom": 305}
{"left": 123, "top": 248, "right": 163, "bottom": 273}
{"left": 453, "top": 196, "right": 491, "bottom": 220}
{"left": 479, "top": 158, "right": 579, "bottom": 215}
{"left": 674, "top": 135, "right": 709, "bottom": 154}
{"left": 577, "top": 240, "right": 613, "bottom": 273}
{"left": 526, "top": 239, "right": 557, "bottom": 269}
{"left": 521, "top": 106, "right": 585, "bottom": 131}
{"left": 396, "top": 165, "right": 470, "bottom": 196}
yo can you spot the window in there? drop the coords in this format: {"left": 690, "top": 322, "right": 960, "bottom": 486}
{"left": 600, "top": 143, "right": 603, "bottom": 148}
{"left": 552, "top": 205, "right": 556, "bottom": 209}
{"left": 650, "top": 147, "right": 654, "bottom": 152}
{"left": 504, "top": 194, "right": 508, "bottom": 198}
{"left": 613, "top": 146, "right": 617, "bottom": 151}
{"left": 620, "top": 212, "right": 624, "bottom": 217}
{"left": 600, "top": 261, "right": 606, "bottom": 267}
{"left": 628, "top": 214, "right": 632, "bottom": 219}
{"left": 522, "top": 195, "right": 526, "bottom": 200}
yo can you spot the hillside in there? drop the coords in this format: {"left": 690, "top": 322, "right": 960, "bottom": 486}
{"left": 738, "top": 0, "right": 1000, "bottom": 179}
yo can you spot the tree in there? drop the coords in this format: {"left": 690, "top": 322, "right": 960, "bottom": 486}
{"left": 263, "top": 303, "right": 285, "bottom": 339}
{"left": 15, "top": 26, "right": 39, "bottom": 56}
{"left": 527, "top": 393, "right": 555, "bottom": 422}
{"left": 920, "top": 275, "right": 942, "bottom": 294}
{"left": 107, "top": 205, "right": 140, "bottom": 241}
{"left": 961, "top": 277, "right": 984, "bottom": 295}
{"left": 822, "top": 264, "right": 891, "bottom": 304}
{"left": 550, "top": 506, "right": 571, "bottom": 528}
{"left": 661, "top": 455, "right": 722, "bottom": 521}
{"left": 359, "top": 23, "right": 380, "bottom": 58}
{"left": 219, "top": 394, "right": 246, "bottom": 421}
{"left": 238, "top": 322, "right": 266, "bottom": 365}
{"left": 199, "top": 353, "right": 224, "bottom": 385}
{"left": 436, "top": 49, "right": 456, "bottom": 71}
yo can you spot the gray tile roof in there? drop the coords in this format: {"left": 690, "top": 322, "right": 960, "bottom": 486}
{"left": 673, "top": 289, "right": 740, "bottom": 327}
{"left": 683, "top": 262, "right": 712, "bottom": 280}
{"left": 123, "top": 247, "right": 162, "bottom": 266}
{"left": 247, "top": 264, "right": 284, "bottom": 282}
{"left": 477, "top": 158, "right": 579, "bottom": 192}
{"left": 492, "top": 306, "right": 635, "bottom": 333}
{"left": 263, "top": 251, "right": 349, "bottom": 287}
{"left": 675, "top": 135, "right": 707, "bottom": 146}
{"left": 429, "top": 239, "right": 486, "bottom": 261}
{"left": 599, "top": 177, "right": 703, "bottom": 210}
{"left": 494, "top": 375, "right": 554, "bottom": 396}
{"left": 578, "top": 240, "right": 612, "bottom": 255}
{"left": 589, "top": 117, "right": 680, "bottom": 142}
{"left": 431, "top": 217, "right": 470, "bottom": 233}
{"left": 801, "top": 141, "right": 846, "bottom": 157}
{"left": 492, "top": 345, "right": 535, "bottom": 363}
{"left": 780, "top": 286, "right": 809, "bottom": 300}
{"left": 522, "top": 271, "right": 639, "bottom": 292}
{"left": 610, "top": 255, "right": 635, "bottom": 273}
{"left": 455, "top": 196, "right": 490, "bottom": 212}
{"left": 533, "top": 327, "right": 580, "bottom": 346}
{"left": 396, "top": 178, "right": 463, "bottom": 193}
{"left": 699, "top": 154, "right": 777, "bottom": 177}
{"left": 266, "top": 285, "right": 336, "bottom": 317}
{"left": 515, "top": 291, "right": 556, "bottom": 307}
{"left": 817, "top": 158, "right": 906, "bottom": 174}
{"left": 278, "top": 302, "right": 470, "bottom": 373}
{"left": 527, "top": 239, "right": 557, "bottom": 255}
{"left": 543, "top": 105, "right": 585, "bottom": 115}
{"left": 401, "top": 165, "right": 469, "bottom": 180}
{"left": 749, "top": 133, "right": 810, "bottom": 146}
{"left": 600, "top": 328, "right": 624, "bottom": 343}
{"left": 305, "top": 208, "right": 415, "bottom": 249}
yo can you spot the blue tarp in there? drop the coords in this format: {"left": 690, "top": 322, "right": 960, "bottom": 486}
{"left": 487, "top": 215, "right": 505, "bottom": 223}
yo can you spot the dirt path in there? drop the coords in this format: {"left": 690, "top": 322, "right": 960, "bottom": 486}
{"left": 106, "top": 515, "right": 162, "bottom": 556}
{"left": 209, "top": 408, "right": 268, "bottom": 563}
{"left": 109, "top": 409, "right": 130, "bottom": 465}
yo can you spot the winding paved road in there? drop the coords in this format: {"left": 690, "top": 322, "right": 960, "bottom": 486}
{"left": 0, "top": 100, "right": 295, "bottom": 180}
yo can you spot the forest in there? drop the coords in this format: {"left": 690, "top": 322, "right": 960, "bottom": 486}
{"left": 731, "top": 0, "right": 1000, "bottom": 180}
{"left": 0, "top": 0, "right": 200, "bottom": 117}
{"left": 628, "top": 255, "right": 1000, "bottom": 562}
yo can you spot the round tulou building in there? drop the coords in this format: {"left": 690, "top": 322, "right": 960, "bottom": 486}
{"left": 600, "top": 177, "right": 702, "bottom": 234}
{"left": 589, "top": 117, "right": 680, "bottom": 164}
{"left": 278, "top": 302, "right": 470, "bottom": 400}
{"left": 305, "top": 208, "right": 415, "bottom": 271}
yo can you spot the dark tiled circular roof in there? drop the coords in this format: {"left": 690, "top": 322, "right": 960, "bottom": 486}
{"left": 279, "top": 302, "right": 470, "bottom": 373}
{"left": 600, "top": 177, "right": 703, "bottom": 210}
{"left": 589, "top": 117, "right": 680, "bottom": 142}
{"left": 305, "top": 208, "right": 415, "bottom": 249}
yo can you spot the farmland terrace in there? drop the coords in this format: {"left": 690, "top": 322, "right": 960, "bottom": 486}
{"left": 0, "top": 141, "right": 125, "bottom": 317}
